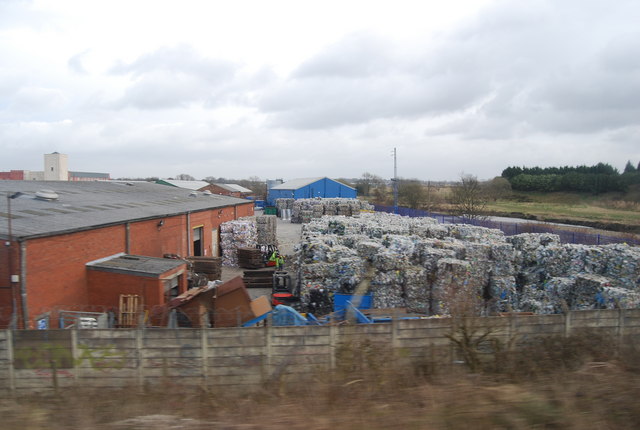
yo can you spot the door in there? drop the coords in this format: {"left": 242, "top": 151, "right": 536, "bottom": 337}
{"left": 193, "top": 226, "right": 203, "bottom": 256}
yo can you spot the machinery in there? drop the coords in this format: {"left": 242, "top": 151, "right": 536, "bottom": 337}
{"left": 271, "top": 271, "right": 300, "bottom": 308}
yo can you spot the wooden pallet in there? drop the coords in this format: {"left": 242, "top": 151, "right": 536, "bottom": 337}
{"left": 119, "top": 294, "right": 140, "bottom": 327}
{"left": 242, "top": 268, "right": 276, "bottom": 288}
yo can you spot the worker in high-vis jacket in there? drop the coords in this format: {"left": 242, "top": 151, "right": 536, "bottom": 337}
{"left": 269, "top": 251, "right": 285, "bottom": 270}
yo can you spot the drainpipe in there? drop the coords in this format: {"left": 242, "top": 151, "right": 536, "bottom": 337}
{"left": 186, "top": 212, "right": 191, "bottom": 257}
{"left": 19, "top": 241, "right": 28, "bottom": 329}
{"left": 125, "top": 222, "right": 131, "bottom": 254}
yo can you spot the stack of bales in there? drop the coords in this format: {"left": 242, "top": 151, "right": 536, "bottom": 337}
{"left": 293, "top": 213, "right": 640, "bottom": 316}
{"left": 275, "top": 198, "right": 295, "bottom": 216}
{"left": 220, "top": 218, "right": 258, "bottom": 266}
{"left": 255, "top": 215, "right": 277, "bottom": 246}
{"left": 276, "top": 198, "right": 374, "bottom": 223}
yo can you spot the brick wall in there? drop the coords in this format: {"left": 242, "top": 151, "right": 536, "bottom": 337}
{"left": 86, "top": 264, "right": 187, "bottom": 310}
{"left": 1, "top": 202, "right": 255, "bottom": 329}
{"left": 25, "top": 226, "right": 126, "bottom": 321}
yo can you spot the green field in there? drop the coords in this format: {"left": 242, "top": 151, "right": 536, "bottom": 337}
{"left": 484, "top": 190, "right": 640, "bottom": 233}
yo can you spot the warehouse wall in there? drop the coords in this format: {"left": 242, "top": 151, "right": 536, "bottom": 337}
{"left": 267, "top": 179, "right": 356, "bottom": 205}
{"left": 25, "top": 226, "right": 126, "bottom": 325}
{"left": 1, "top": 202, "right": 254, "bottom": 329}
{"left": 1, "top": 308, "right": 638, "bottom": 393}
{"left": 86, "top": 265, "right": 187, "bottom": 310}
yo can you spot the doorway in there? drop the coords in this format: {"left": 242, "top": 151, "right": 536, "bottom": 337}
{"left": 193, "top": 226, "right": 203, "bottom": 256}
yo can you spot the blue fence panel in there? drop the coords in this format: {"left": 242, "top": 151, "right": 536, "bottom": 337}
{"left": 372, "top": 204, "right": 639, "bottom": 246}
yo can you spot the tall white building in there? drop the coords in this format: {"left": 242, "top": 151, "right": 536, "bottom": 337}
{"left": 44, "top": 152, "right": 69, "bottom": 181}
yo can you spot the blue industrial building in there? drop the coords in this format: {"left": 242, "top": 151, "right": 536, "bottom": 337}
{"left": 267, "top": 177, "right": 357, "bottom": 206}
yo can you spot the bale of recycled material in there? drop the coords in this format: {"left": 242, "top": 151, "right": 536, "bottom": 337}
{"left": 487, "top": 276, "right": 518, "bottom": 313}
{"left": 403, "top": 267, "right": 430, "bottom": 314}
{"left": 293, "top": 212, "right": 640, "bottom": 316}
{"left": 220, "top": 219, "right": 258, "bottom": 266}
{"left": 430, "top": 258, "right": 472, "bottom": 316}
{"left": 255, "top": 215, "right": 277, "bottom": 246}
{"left": 569, "top": 274, "right": 613, "bottom": 310}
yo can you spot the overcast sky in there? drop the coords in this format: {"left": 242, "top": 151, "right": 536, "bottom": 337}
{"left": 1, "top": 0, "right": 639, "bottom": 182}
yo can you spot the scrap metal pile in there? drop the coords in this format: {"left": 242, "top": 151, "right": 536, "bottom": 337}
{"left": 294, "top": 213, "right": 640, "bottom": 316}
{"left": 220, "top": 215, "right": 278, "bottom": 266}
{"left": 276, "top": 198, "right": 374, "bottom": 223}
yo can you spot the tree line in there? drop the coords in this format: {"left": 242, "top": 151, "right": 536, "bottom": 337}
{"left": 501, "top": 161, "right": 640, "bottom": 193}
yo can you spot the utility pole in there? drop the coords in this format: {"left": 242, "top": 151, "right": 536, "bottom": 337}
{"left": 5, "top": 192, "right": 23, "bottom": 328}
{"left": 5, "top": 193, "right": 16, "bottom": 328}
{"left": 392, "top": 147, "right": 398, "bottom": 213}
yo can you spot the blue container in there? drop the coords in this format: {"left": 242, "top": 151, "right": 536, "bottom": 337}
{"left": 333, "top": 294, "right": 372, "bottom": 313}
{"left": 254, "top": 200, "right": 265, "bottom": 208}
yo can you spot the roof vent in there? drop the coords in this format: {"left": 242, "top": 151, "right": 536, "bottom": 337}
{"left": 189, "top": 191, "right": 198, "bottom": 197}
{"left": 35, "top": 189, "right": 59, "bottom": 201}
{"left": 203, "top": 190, "right": 212, "bottom": 195}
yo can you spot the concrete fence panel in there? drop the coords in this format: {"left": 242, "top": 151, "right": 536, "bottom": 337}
{"left": 2, "top": 309, "right": 640, "bottom": 393}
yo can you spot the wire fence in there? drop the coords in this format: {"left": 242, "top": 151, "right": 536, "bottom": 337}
{"left": 374, "top": 204, "right": 640, "bottom": 246}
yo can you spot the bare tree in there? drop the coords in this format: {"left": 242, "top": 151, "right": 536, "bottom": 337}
{"left": 484, "top": 176, "right": 512, "bottom": 201}
{"left": 175, "top": 173, "right": 196, "bottom": 181}
{"left": 398, "top": 179, "right": 425, "bottom": 209}
{"left": 357, "top": 172, "right": 385, "bottom": 197}
{"left": 424, "top": 181, "right": 443, "bottom": 212}
{"left": 450, "top": 173, "right": 487, "bottom": 219}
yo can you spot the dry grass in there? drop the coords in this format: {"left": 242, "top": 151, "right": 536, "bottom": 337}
{"left": 2, "top": 331, "right": 640, "bottom": 429}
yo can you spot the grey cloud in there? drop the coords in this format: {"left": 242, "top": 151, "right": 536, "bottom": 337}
{"left": 109, "top": 45, "right": 234, "bottom": 110}
{"left": 116, "top": 71, "right": 208, "bottom": 110}
{"left": 110, "top": 44, "right": 237, "bottom": 83}
{"left": 109, "top": 44, "right": 269, "bottom": 110}
{"left": 261, "top": 32, "right": 490, "bottom": 129}
{"left": 261, "top": 71, "right": 488, "bottom": 129}
{"left": 68, "top": 49, "right": 90, "bottom": 75}
{"left": 600, "top": 33, "right": 640, "bottom": 72}
{"left": 420, "top": 0, "right": 640, "bottom": 139}
{"left": 10, "top": 87, "right": 66, "bottom": 112}
{"left": 293, "top": 32, "right": 394, "bottom": 79}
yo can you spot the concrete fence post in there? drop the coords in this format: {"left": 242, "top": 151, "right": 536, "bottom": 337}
{"left": 618, "top": 308, "right": 625, "bottom": 342}
{"left": 135, "top": 327, "right": 144, "bottom": 390}
{"left": 564, "top": 311, "right": 572, "bottom": 338}
{"left": 265, "top": 315, "right": 273, "bottom": 375}
{"left": 508, "top": 314, "right": 517, "bottom": 351}
{"left": 201, "top": 328, "right": 209, "bottom": 387}
{"left": 392, "top": 315, "right": 400, "bottom": 350}
{"left": 7, "top": 329, "right": 15, "bottom": 393}
{"left": 71, "top": 326, "right": 79, "bottom": 382}
{"left": 329, "top": 324, "right": 337, "bottom": 370}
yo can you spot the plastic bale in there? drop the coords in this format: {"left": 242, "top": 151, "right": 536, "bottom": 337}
{"left": 431, "top": 258, "right": 473, "bottom": 316}
{"left": 404, "top": 267, "right": 431, "bottom": 314}
{"left": 371, "top": 271, "right": 407, "bottom": 309}
{"left": 570, "top": 274, "right": 614, "bottom": 310}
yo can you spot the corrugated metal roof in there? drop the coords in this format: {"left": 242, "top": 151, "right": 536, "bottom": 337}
{"left": 69, "top": 171, "right": 110, "bottom": 179}
{"left": 270, "top": 177, "right": 356, "bottom": 191}
{"left": 156, "top": 179, "right": 211, "bottom": 190}
{"left": 270, "top": 177, "right": 325, "bottom": 190}
{"left": 0, "top": 180, "right": 249, "bottom": 240}
{"left": 211, "top": 183, "right": 236, "bottom": 192}
{"left": 222, "top": 183, "right": 253, "bottom": 193}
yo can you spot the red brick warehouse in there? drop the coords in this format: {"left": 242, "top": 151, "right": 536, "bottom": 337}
{"left": 0, "top": 180, "right": 254, "bottom": 329}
